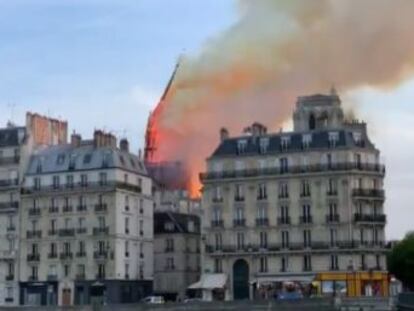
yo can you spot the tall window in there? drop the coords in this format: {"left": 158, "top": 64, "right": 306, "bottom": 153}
{"left": 66, "top": 175, "right": 74, "bottom": 188}
{"left": 215, "top": 233, "right": 222, "bottom": 250}
{"left": 282, "top": 231, "right": 289, "bottom": 248}
{"left": 281, "top": 256, "right": 288, "bottom": 272}
{"left": 125, "top": 240, "right": 129, "bottom": 257}
{"left": 259, "top": 257, "right": 268, "bottom": 273}
{"left": 125, "top": 217, "right": 129, "bottom": 234}
{"left": 214, "top": 258, "right": 223, "bottom": 273}
{"left": 236, "top": 232, "right": 245, "bottom": 250}
{"left": 280, "top": 136, "right": 290, "bottom": 151}
{"left": 303, "top": 230, "right": 312, "bottom": 248}
{"left": 279, "top": 182, "right": 289, "bottom": 198}
{"left": 259, "top": 138, "right": 269, "bottom": 154}
{"left": 330, "top": 255, "right": 339, "bottom": 270}
{"left": 52, "top": 176, "right": 60, "bottom": 189}
{"left": 279, "top": 157, "right": 288, "bottom": 174}
{"left": 80, "top": 174, "right": 88, "bottom": 187}
{"left": 328, "top": 178, "right": 338, "bottom": 195}
{"left": 330, "top": 228, "right": 338, "bottom": 247}
{"left": 303, "top": 255, "right": 312, "bottom": 271}
{"left": 300, "top": 180, "right": 311, "bottom": 197}
{"left": 257, "top": 183, "right": 267, "bottom": 200}
{"left": 235, "top": 184, "right": 244, "bottom": 201}
{"left": 279, "top": 205, "right": 289, "bottom": 223}
{"left": 302, "top": 204, "right": 312, "bottom": 223}
{"left": 99, "top": 172, "right": 107, "bottom": 185}
{"left": 259, "top": 232, "right": 268, "bottom": 249}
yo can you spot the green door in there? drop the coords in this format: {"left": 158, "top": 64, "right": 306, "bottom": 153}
{"left": 233, "top": 259, "right": 249, "bottom": 300}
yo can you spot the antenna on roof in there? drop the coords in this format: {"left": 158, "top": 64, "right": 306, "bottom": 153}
{"left": 7, "top": 102, "right": 16, "bottom": 125}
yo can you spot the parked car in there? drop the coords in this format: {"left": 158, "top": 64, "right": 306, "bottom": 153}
{"left": 142, "top": 296, "right": 165, "bottom": 304}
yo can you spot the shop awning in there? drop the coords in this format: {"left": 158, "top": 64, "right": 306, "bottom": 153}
{"left": 188, "top": 273, "right": 227, "bottom": 290}
{"left": 252, "top": 274, "right": 316, "bottom": 284}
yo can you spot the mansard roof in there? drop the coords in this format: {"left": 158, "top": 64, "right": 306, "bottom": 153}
{"left": 0, "top": 127, "right": 26, "bottom": 148}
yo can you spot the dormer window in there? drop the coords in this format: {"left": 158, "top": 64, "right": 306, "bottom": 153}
{"left": 302, "top": 134, "right": 312, "bottom": 150}
{"left": 280, "top": 136, "right": 290, "bottom": 151}
{"left": 69, "top": 154, "right": 76, "bottom": 170}
{"left": 259, "top": 138, "right": 269, "bottom": 154}
{"left": 83, "top": 154, "right": 92, "bottom": 164}
{"left": 237, "top": 139, "right": 247, "bottom": 155}
{"left": 56, "top": 154, "right": 65, "bottom": 165}
{"left": 328, "top": 132, "right": 339, "bottom": 148}
{"left": 353, "top": 132, "right": 363, "bottom": 147}
{"left": 102, "top": 153, "right": 110, "bottom": 168}
{"left": 36, "top": 159, "right": 42, "bottom": 173}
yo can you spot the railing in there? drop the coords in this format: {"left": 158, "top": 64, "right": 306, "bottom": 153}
{"left": 200, "top": 162, "right": 385, "bottom": 181}
{"left": 95, "top": 204, "right": 107, "bottom": 212}
{"left": 76, "top": 274, "right": 86, "bottom": 280}
{"left": 233, "top": 219, "right": 246, "bottom": 227}
{"left": 299, "top": 216, "right": 313, "bottom": 224}
{"left": 59, "top": 228, "right": 75, "bottom": 237}
{"left": 62, "top": 205, "right": 73, "bottom": 213}
{"left": 352, "top": 188, "right": 385, "bottom": 199}
{"left": 22, "top": 181, "right": 142, "bottom": 194}
{"left": 26, "top": 230, "right": 42, "bottom": 239}
{"left": 0, "top": 156, "right": 20, "bottom": 166}
{"left": 77, "top": 227, "right": 87, "bottom": 234}
{"left": 49, "top": 206, "right": 59, "bottom": 213}
{"left": 0, "top": 178, "right": 18, "bottom": 188}
{"left": 5, "top": 275, "right": 14, "bottom": 281}
{"left": 94, "top": 251, "right": 109, "bottom": 259}
{"left": 6, "top": 226, "right": 16, "bottom": 232}
{"left": 93, "top": 227, "right": 109, "bottom": 235}
{"left": 326, "top": 214, "right": 340, "bottom": 223}
{"left": 0, "top": 202, "right": 18, "bottom": 210}
{"left": 48, "top": 253, "right": 58, "bottom": 259}
{"left": 76, "top": 252, "right": 87, "bottom": 258}
{"left": 327, "top": 190, "right": 338, "bottom": 196}
{"left": 256, "top": 218, "right": 269, "bottom": 226}
{"left": 354, "top": 213, "right": 387, "bottom": 223}
{"left": 27, "top": 254, "right": 40, "bottom": 261}
{"left": 277, "top": 217, "right": 291, "bottom": 225}
{"left": 60, "top": 253, "right": 73, "bottom": 260}
{"left": 234, "top": 196, "right": 245, "bottom": 202}
{"left": 77, "top": 205, "right": 87, "bottom": 212}
{"left": 28, "top": 276, "right": 38, "bottom": 281}
{"left": 28, "top": 208, "right": 41, "bottom": 216}
{"left": 212, "top": 197, "right": 223, "bottom": 203}
{"left": 205, "top": 240, "right": 386, "bottom": 254}
{"left": 211, "top": 220, "right": 224, "bottom": 228}
{"left": 48, "top": 230, "right": 57, "bottom": 236}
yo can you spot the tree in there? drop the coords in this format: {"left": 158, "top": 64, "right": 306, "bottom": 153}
{"left": 388, "top": 233, "right": 414, "bottom": 291}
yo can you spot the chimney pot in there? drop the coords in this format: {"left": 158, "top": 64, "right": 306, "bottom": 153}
{"left": 220, "top": 128, "right": 229, "bottom": 142}
{"left": 120, "top": 138, "right": 129, "bottom": 152}
{"left": 71, "top": 132, "right": 82, "bottom": 147}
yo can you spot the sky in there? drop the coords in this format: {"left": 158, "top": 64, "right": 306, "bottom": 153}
{"left": 0, "top": 0, "right": 413, "bottom": 240}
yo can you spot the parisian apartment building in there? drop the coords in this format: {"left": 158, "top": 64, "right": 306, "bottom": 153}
{"left": 19, "top": 130, "right": 154, "bottom": 306}
{"left": 153, "top": 211, "right": 201, "bottom": 301}
{"left": 200, "top": 91, "right": 388, "bottom": 300}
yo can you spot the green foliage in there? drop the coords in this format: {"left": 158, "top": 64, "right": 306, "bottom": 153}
{"left": 388, "top": 234, "right": 414, "bottom": 290}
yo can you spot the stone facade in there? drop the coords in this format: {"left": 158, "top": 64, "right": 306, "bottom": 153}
{"left": 200, "top": 92, "right": 387, "bottom": 300}
{"left": 19, "top": 132, "right": 154, "bottom": 306}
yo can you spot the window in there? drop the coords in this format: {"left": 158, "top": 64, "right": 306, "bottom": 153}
{"left": 281, "top": 256, "right": 288, "bottom": 272}
{"left": 278, "top": 182, "right": 289, "bottom": 198}
{"left": 330, "top": 228, "right": 338, "bottom": 247}
{"left": 125, "top": 217, "right": 129, "bottom": 234}
{"left": 77, "top": 264, "right": 85, "bottom": 277}
{"left": 78, "top": 217, "right": 85, "bottom": 229}
{"left": 212, "top": 186, "right": 222, "bottom": 202}
{"left": 139, "top": 199, "right": 144, "bottom": 214}
{"left": 326, "top": 153, "right": 334, "bottom": 169}
{"left": 98, "top": 216, "right": 106, "bottom": 228}
{"left": 50, "top": 219, "right": 57, "bottom": 232}
{"left": 214, "top": 258, "right": 223, "bottom": 273}
{"left": 31, "top": 266, "right": 38, "bottom": 280}
{"left": 125, "top": 240, "right": 129, "bottom": 257}
{"left": 234, "top": 207, "right": 244, "bottom": 221}
{"left": 300, "top": 180, "right": 311, "bottom": 197}
{"left": 303, "top": 255, "right": 312, "bottom": 271}
{"left": 302, "top": 204, "right": 312, "bottom": 223}
{"left": 124, "top": 174, "right": 128, "bottom": 183}
{"left": 282, "top": 231, "right": 289, "bottom": 248}
{"left": 215, "top": 233, "right": 222, "bottom": 250}
{"left": 125, "top": 263, "right": 129, "bottom": 278}
{"left": 280, "top": 136, "right": 290, "bottom": 151}
{"left": 259, "top": 232, "right": 268, "bottom": 249}
{"left": 303, "top": 230, "right": 312, "bottom": 248}
{"left": 235, "top": 184, "right": 244, "bottom": 201}
{"left": 279, "top": 205, "right": 290, "bottom": 224}
{"left": 328, "top": 178, "right": 338, "bottom": 195}
{"left": 102, "top": 153, "right": 110, "bottom": 168}
{"left": 34, "top": 177, "right": 41, "bottom": 190}
{"left": 353, "top": 132, "right": 362, "bottom": 145}
{"left": 99, "top": 172, "right": 107, "bottom": 185}
{"left": 80, "top": 174, "right": 88, "bottom": 187}
{"left": 361, "top": 254, "right": 366, "bottom": 270}
{"left": 63, "top": 242, "right": 71, "bottom": 254}
{"left": 330, "top": 255, "right": 339, "bottom": 270}
{"left": 279, "top": 157, "right": 288, "bottom": 174}
{"left": 257, "top": 183, "right": 267, "bottom": 200}
{"left": 354, "top": 153, "right": 362, "bottom": 169}
{"left": 69, "top": 154, "right": 76, "bottom": 170}
{"left": 164, "top": 222, "right": 174, "bottom": 231}
{"left": 166, "top": 258, "right": 175, "bottom": 270}
{"left": 78, "top": 241, "right": 85, "bottom": 254}
{"left": 236, "top": 232, "right": 245, "bottom": 250}
{"left": 98, "top": 264, "right": 105, "bottom": 278}
{"left": 83, "top": 154, "right": 92, "bottom": 164}
{"left": 302, "top": 134, "right": 312, "bottom": 149}
{"left": 57, "top": 154, "right": 65, "bottom": 165}
{"left": 259, "top": 257, "right": 268, "bottom": 273}
{"left": 165, "top": 239, "right": 174, "bottom": 252}
{"left": 257, "top": 205, "right": 267, "bottom": 220}
{"left": 52, "top": 176, "right": 60, "bottom": 189}
{"left": 139, "top": 242, "right": 144, "bottom": 258}
{"left": 376, "top": 255, "right": 381, "bottom": 269}
{"left": 119, "top": 155, "right": 125, "bottom": 165}
{"left": 237, "top": 139, "right": 247, "bottom": 154}
{"left": 328, "top": 132, "right": 339, "bottom": 148}
{"left": 259, "top": 138, "right": 269, "bottom": 154}
{"left": 125, "top": 195, "right": 129, "bottom": 211}
{"left": 66, "top": 175, "right": 74, "bottom": 188}
{"left": 139, "top": 220, "right": 144, "bottom": 236}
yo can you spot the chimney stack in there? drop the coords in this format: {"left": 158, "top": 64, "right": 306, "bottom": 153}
{"left": 71, "top": 131, "right": 82, "bottom": 147}
{"left": 94, "top": 130, "right": 117, "bottom": 148}
{"left": 120, "top": 138, "right": 129, "bottom": 152}
{"left": 220, "top": 128, "right": 229, "bottom": 142}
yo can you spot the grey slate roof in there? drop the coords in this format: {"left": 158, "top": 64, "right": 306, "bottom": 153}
{"left": 211, "top": 128, "right": 375, "bottom": 158}
{"left": 0, "top": 127, "right": 26, "bottom": 147}
{"left": 154, "top": 212, "right": 200, "bottom": 235}
{"left": 26, "top": 144, "right": 147, "bottom": 175}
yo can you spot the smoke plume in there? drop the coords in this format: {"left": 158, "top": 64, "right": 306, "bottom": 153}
{"left": 150, "top": 0, "right": 414, "bottom": 197}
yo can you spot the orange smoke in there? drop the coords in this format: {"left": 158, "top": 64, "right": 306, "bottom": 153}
{"left": 147, "top": 0, "right": 414, "bottom": 198}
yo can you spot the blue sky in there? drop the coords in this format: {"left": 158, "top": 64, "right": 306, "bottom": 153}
{"left": 0, "top": 0, "right": 413, "bottom": 239}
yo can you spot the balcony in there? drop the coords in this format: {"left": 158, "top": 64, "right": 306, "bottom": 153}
{"left": 278, "top": 194, "right": 289, "bottom": 200}
{"left": 6, "top": 226, "right": 16, "bottom": 232}
{"left": 48, "top": 253, "right": 58, "bottom": 259}
{"left": 300, "top": 192, "right": 311, "bottom": 198}
{"left": 95, "top": 204, "right": 107, "bottom": 212}
{"left": 77, "top": 227, "right": 87, "bottom": 234}
{"left": 257, "top": 195, "right": 268, "bottom": 201}
{"left": 62, "top": 205, "right": 73, "bottom": 213}
{"left": 352, "top": 188, "right": 385, "bottom": 199}
{"left": 60, "top": 253, "right": 73, "bottom": 260}
{"left": 200, "top": 162, "right": 386, "bottom": 181}
{"left": 49, "top": 206, "right": 59, "bottom": 213}
{"left": 28, "top": 208, "right": 41, "bottom": 217}
{"left": 47, "top": 275, "right": 58, "bottom": 281}
{"left": 164, "top": 247, "right": 174, "bottom": 253}
{"left": 327, "top": 190, "right": 338, "bottom": 196}
{"left": 48, "top": 230, "right": 57, "bottom": 236}
{"left": 93, "top": 227, "right": 109, "bottom": 235}
{"left": 5, "top": 275, "right": 14, "bottom": 281}
{"left": 27, "top": 254, "right": 40, "bottom": 262}
{"left": 94, "top": 251, "right": 109, "bottom": 259}
{"left": 76, "top": 252, "right": 87, "bottom": 258}
{"left": 26, "top": 230, "right": 42, "bottom": 239}
{"left": 0, "top": 178, "right": 18, "bottom": 188}
{"left": 277, "top": 217, "right": 291, "bottom": 225}
{"left": 299, "top": 216, "right": 313, "bottom": 224}
{"left": 256, "top": 218, "right": 269, "bottom": 226}
{"left": 77, "top": 205, "right": 87, "bottom": 212}
{"left": 211, "top": 220, "right": 224, "bottom": 228}
{"left": 234, "top": 196, "right": 245, "bottom": 202}
{"left": 233, "top": 219, "right": 246, "bottom": 227}
{"left": 326, "top": 214, "right": 340, "bottom": 223}
{"left": 212, "top": 197, "right": 223, "bottom": 203}
{"left": 0, "top": 201, "right": 18, "bottom": 211}
{"left": 59, "top": 228, "right": 75, "bottom": 237}
{"left": 96, "top": 273, "right": 106, "bottom": 280}
{"left": 354, "top": 213, "right": 387, "bottom": 224}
